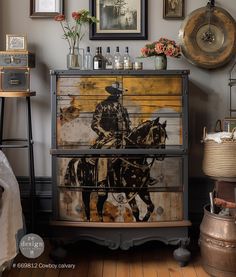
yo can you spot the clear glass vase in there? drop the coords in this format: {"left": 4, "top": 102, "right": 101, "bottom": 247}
{"left": 67, "top": 47, "right": 79, "bottom": 69}
{"left": 154, "top": 55, "right": 167, "bottom": 70}
{"left": 67, "top": 47, "right": 84, "bottom": 69}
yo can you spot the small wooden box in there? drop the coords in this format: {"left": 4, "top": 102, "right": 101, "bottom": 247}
{"left": 0, "top": 67, "right": 30, "bottom": 91}
{"left": 0, "top": 51, "right": 35, "bottom": 68}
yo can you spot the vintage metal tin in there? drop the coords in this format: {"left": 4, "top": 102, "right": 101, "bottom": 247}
{"left": 199, "top": 205, "right": 236, "bottom": 277}
{"left": 0, "top": 51, "right": 35, "bottom": 68}
{"left": 0, "top": 67, "right": 30, "bottom": 91}
{"left": 133, "top": 61, "right": 143, "bottom": 70}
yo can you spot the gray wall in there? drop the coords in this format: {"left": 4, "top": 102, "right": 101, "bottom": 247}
{"left": 0, "top": 0, "right": 236, "bottom": 177}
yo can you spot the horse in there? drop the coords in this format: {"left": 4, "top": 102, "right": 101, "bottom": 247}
{"left": 64, "top": 117, "right": 167, "bottom": 222}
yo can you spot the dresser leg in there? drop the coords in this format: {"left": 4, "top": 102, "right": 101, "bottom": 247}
{"left": 49, "top": 239, "right": 68, "bottom": 262}
{"left": 173, "top": 238, "right": 191, "bottom": 267}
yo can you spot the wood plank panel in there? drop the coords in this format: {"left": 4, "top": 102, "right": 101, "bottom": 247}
{"left": 142, "top": 251, "right": 157, "bottom": 277}
{"left": 154, "top": 248, "right": 170, "bottom": 277}
{"left": 31, "top": 240, "right": 51, "bottom": 277}
{"left": 44, "top": 268, "right": 60, "bottom": 277}
{"left": 87, "top": 254, "right": 103, "bottom": 277}
{"left": 193, "top": 258, "right": 210, "bottom": 277}
{"left": 130, "top": 251, "right": 143, "bottom": 277}
{"left": 181, "top": 265, "right": 197, "bottom": 277}
{"left": 57, "top": 77, "right": 117, "bottom": 96}
{"left": 123, "top": 77, "right": 182, "bottom": 95}
{"left": 116, "top": 252, "right": 130, "bottom": 277}
{"left": 123, "top": 96, "right": 182, "bottom": 114}
{"left": 70, "top": 263, "right": 87, "bottom": 277}
{"left": 102, "top": 252, "right": 116, "bottom": 277}
{"left": 166, "top": 251, "right": 183, "bottom": 277}
{"left": 3, "top": 244, "right": 206, "bottom": 277}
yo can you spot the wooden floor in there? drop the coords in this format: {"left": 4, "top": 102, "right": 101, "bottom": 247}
{"left": 2, "top": 241, "right": 210, "bottom": 277}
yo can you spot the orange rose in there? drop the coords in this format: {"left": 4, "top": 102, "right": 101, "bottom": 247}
{"left": 54, "top": 14, "right": 65, "bottom": 21}
{"left": 155, "top": 43, "right": 165, "bottom": 55}
{"left": 72, "top": 12, "right": 81, "bottom": 20}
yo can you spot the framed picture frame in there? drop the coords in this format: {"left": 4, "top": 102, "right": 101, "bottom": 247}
{"left": 89, "top": 0, "right": 147, "bottom": 40}
{"left": 163, "top": 0, "right": 184, "bottom": 20}
{"left": 30, "top": 0, "right": 64, "bottom": 18}
{"left": 6, "top": 34, "right": 27, "bottom": 51}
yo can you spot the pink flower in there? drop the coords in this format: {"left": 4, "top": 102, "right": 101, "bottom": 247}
{"left": 155, "top": 43, "right": 165, "bottom": 55}
{"left": 140, "top": 37, "right": 181, "bottom": 58}
{"left": 54, "top": 14, "right": 65, "bottom": 21}
{"left": 72, "top": 11, "right": 81, "bottom": 20}
{"left": 141, "top": 47, "right": 149, "bottom": 57}
{"left": 165, "top": 44, "right": 176, "bottom": 57}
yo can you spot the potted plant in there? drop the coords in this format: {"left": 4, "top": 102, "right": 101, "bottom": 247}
{"left": 140, "top": 38, "right": 181, "bottom": 69}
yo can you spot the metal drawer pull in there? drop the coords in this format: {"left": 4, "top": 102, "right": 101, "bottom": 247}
{"left": 156, "top": 206, "right": 164, "bottom": 215}
{"left": 9, "top": 79, "right": 21, "bottom": 85}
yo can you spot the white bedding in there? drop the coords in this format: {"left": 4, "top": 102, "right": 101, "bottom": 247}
{"left": 204, "top": 131, "right": 236, "bottom": 143}
{"left": 0, "top": 150, "right": 23, "bottom": 268}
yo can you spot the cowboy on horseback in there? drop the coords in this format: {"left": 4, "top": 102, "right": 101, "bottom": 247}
{"left": 91, "top": 82, "right": 131, "bottom": 186}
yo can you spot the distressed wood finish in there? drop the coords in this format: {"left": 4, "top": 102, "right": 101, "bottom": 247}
{"left": 57, "top": 156, "right": 183, "bottom": 188}
{"left": 57, "top": 76, "right": 117, "bottom": 95}
{"left": 50, "top": 70, "right": 190, "bottom": 258}
{"left": 56, "top": 75, "right": 183, "bottom": 147}
{"left": 58, "top": 191, "right": 183, "bottom": 222}
{"left": 123, "top": 76, "right": 182, "bottom": 95}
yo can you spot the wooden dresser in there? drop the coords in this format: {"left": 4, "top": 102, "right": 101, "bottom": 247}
{"left": 50, "top": 70, "right": 191, "bottom": 262}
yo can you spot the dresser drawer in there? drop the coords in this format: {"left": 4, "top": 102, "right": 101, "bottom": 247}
{"left": 56, "top": 95, "right": 182, "bottom": 147}
{"left": 54, "top": 155, "right": 183, "bottom": 222}
{"left": 58, "top": 190, "right": 183, "bottom": 222}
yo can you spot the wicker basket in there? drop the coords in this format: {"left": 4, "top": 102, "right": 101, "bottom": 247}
{"left": 202, "top": 127, "right": 236, "bottom": 179}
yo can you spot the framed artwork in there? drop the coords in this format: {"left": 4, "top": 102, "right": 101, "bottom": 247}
{"left": 6, "top": 34, "right": 27, "bottom": 51}
{"left": 30, "top": 0, "right": 64, "bottom": 18}
{"left": 163, "top": 0, "right": 184, "bottom": 19}
{"left": 89, "top": 0, "right": 147, "bottom": 40}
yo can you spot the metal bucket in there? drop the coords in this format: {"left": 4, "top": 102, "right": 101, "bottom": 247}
{"left": 199, "top": 205, "right": 236, "bottom": 277}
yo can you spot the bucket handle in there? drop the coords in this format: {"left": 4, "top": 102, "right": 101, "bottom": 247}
{"left": 214, "top": 119, "right": 222, "bottom": 132}
{"left": 202, "top": 127, "right": 207, "bottom": 141}
{"left": 230, "top": 127, "right": 236, "bottom": 139}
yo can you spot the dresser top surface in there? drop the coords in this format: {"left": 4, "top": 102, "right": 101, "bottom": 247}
{"left": 50, "top": 69, "right": 190, "bottom": 76}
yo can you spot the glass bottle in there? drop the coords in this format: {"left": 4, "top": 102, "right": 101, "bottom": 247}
{"left": 104, "top": 47, "right": 113, "bottom": 70}
{"left": 84, "top": 46, "right": 93, "bottom": 70}
{"left": 123, "top": 46, "right": 133, "bottom": 70}
{"left": 93, "top": 47, "right": 103, "bottom": 70}
{"left": 114, "top": 46, "right": 122, "bottom": 63}
{"left": 99, "top": 47, "right": 105, "bottom": 69}
{"left": 114, "top": 46, "right": 123, "bottom": 70}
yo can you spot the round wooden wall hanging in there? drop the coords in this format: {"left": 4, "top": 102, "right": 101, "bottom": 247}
{"left": 179, "top": 3, "right": 236, "bottom": 69}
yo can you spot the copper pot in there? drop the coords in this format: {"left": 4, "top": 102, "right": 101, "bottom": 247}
{"left": 199, "top": 205, "right": 236, "bottom": 277}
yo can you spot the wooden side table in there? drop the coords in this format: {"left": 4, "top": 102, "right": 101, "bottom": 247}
{"left": 0, "top": 91, "right": 36, "bottom": 231}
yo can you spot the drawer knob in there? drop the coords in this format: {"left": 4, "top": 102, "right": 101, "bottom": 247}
{"left": 156, "top": 206, "right": 164, "bottom": 215}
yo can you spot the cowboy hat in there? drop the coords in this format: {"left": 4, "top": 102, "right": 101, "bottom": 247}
{"left": 105, "top": 82, "right": 123, "bottom": 95}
